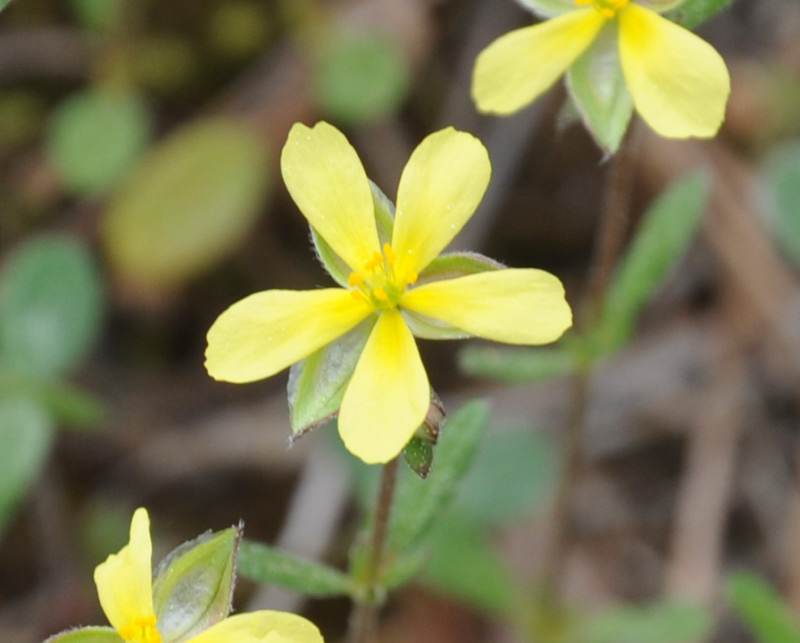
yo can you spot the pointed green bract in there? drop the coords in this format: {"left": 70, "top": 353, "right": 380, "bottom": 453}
{"left": 567, "top": 23, "right": 634, "bottom": 154}
{"left": 44, "top": 626, "right": 122, "bottom": 643}
{"left": 665, "top": 0, "right": 735, "bottom": 28}
{"left": 238, "top": 540, "right": 352, "bottom": 597}
{"left": 596, "top": 171, "right": 709, "bottom": 355}
{"left": 726, "top": 572, "right": 800, "bottom": 643}
{"left": 389, "top": 400, "right": 489, "bottom": 553}
{"left": 152, "top": 527, "right": 240, "bottom": 643}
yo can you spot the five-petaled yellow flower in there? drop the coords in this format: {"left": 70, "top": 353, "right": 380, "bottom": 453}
{"left": 94, "top": 508, "right": 323, "bottom": 643}
{"left": 472, "top": 0, "right": 730, "bottom": 139}
{"left": 205, "top": 121, "right": 572, "bottom": 464}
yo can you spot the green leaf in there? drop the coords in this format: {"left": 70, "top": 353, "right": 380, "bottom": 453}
{"left": 763, "top": 142, "right": 800, "bottom": 268}
{"left": 0, "top": 398, "right": 54, "bottom": 537}
{"left": 454, "top": 428, "right": 558, "bottom": 527}
{"left": 41, "top": 383, "right": 106, "bottom": 430}
{"left": 421, "top": 514, "right": 517, "bottom": 615}
{"left": 389, "top": 400, "right": 489, "bottom": 553}
{"left": 48, "top": 90, "right": 151, "bottom": 194}
{"left": 103, "top": 118, "right": 269, "bottom": 291}
{"left": 582, "top": 600, "right": 713, "bottom": 643}
{"left": 152, "top": 526, "right": 240, "bottom": 643}
{"left": 0, "top": 236, "right": 103, "bottom": 378}
{"left": 0, "top": 0, "right": 16, "bottom": 13}
{"left": 314, "top": 30, "right": 410, "bottom": 126}
{"left": 665, "top": 0, "right": 736, "bottom": 29}
{"left": 238, "top": 539, "right": 352, "bottom": 597}
{"left": 287, "top": 318, "right": 374, "bottom": 435}
{"left": 596, "top": 171, "right": 709, "bottom": 355}
{"left": 459, "top": 345, "right": 573, "bottom": 383}
{"left": 69, "top": 0, "right": 122, "bottom": 32}
{"left": 44, "top": 626, "right": 122, "bottom": 643}
{"left": 567, "top": 23, "right": 634, "bottom": 155}
{"left": 726, "top": 571, "right": 800, "bottom": 643}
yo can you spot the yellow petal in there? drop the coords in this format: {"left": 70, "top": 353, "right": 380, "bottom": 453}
{"left": 94, "top": 508, "right": 155, "bottom": 635}
{"left": 188, "top": 611, "right": 323, "bottom": 643}
{"left": 338, "top": 310, "right": 429, "bottom": 464}
{"left": 281, "top": 122, "right": 380, "bottom": 270}
{"left": 618, "top": 4, "right": 730, "bottom": 138}
{"left": 206, "top": 289, "right": 372, "bottom": 383}
{"left": 391, "top": 128, "right": 491, "bottom": 280}
{"left": 472, "top": 10, "right": 606, "bottom": 115}
{"left": 401, "top": 269, "right": 572, "bottom": 344}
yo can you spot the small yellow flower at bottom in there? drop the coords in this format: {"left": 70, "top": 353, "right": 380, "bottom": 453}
{"left": 472, "top": 0, "right": 730, "bottom": 138}
{"left": 93, "top": 508, "right": 323, "bottom": 643}
{"left": 205, "top": 121, "right": 573, "bottom": 464}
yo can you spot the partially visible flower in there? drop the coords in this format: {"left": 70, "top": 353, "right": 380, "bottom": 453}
{"left": 472, "top": 0, "right": 730, "bottom": 139}
{"left": 205, "top": 121, "right": 572, "bottom": 464}
{"left": 93, "top": 508, "right": 323, "bottom": 643}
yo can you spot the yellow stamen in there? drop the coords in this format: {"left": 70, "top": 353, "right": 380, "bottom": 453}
{"left": 382, "top": 242, "right": 396, "bottom": 267}
{"left": 406, "top": 270, "right": 418, "bottom": 286}
{"left": 373, "top": 287, "right": 389, "bottom": 302}
{"left": 119, "top": 615, "right": 161, "bottom": 643}
{"left": 574, "top": 0, "right": 629, "bottom": 16}
{"left": 363, "top": 251, "right": 384, "bottom": 272}
{"left": 348, "top": 273, "right": 365, "bottom": 287}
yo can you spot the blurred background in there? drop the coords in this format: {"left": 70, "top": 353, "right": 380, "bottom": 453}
{"left": 2, "top": 0, "right": 800, "bottom": 641}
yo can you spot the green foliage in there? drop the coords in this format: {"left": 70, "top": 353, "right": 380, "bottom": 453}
{"left": 0, "top": 398, "right": 53, "bottom": 536}
{"left": 596, "top": 171, "right": 709, "bottom": 355}
{"left": 238, "top": 540, "right": 353, "bottom": 597}
{"left": 48, "top": 90, "right": 151, "bottom": 194}
{"left": 69, "top": 0, "right": 122, "bottom": 32}
{"left": 389, "top": 400, "right": 490, "bottom": 553}
{"left": 314, "top": 30, "right": 410, "bottom": 126}
{"left": 567, "top": 26, "right": 634, "bottom": 155}
{"left": 44, "top": 627, "right": 122, "bottom": 643}
{"left": 665, "top": 0, "right": 736, "bottom": 29}
{"left": 726, "top": 571, "right": 800, "bottom": 643}
{"left": 103, "top": 118, "right": 269, "bottom": 291}
{"left": 152, "top": 527, "right": 240, "bottom": 642}
{"left": 0, "top": 236, "right": 103, "bottom": 378}
{"left": 459, "top": 345, "right": 573, "bottom": 383}
{"left": 763, "top": 141, "right": 800, "bottom": 267}
{"left": 581, "top": 600, "right": 713, "bottom": 643}
{"left": 0, "top": 0, "right": 15, "bottom": 11}
{"left": 421, "top": 513, "right": 517, "bottom": 615}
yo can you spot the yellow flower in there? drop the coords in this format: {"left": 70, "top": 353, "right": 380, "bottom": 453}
{"left": 205, "top": 121, "right": 572, "bottom": 464}
{"left": 94, "top": 508, "right": 323, "bottom": 643}
{"left": 472, "top": 0, "right": 730, "bottom": 139}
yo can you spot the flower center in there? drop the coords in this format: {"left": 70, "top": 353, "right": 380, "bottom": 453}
{"left": 574, "top": 0, "right": 629, "bottom": 17}
{"left": 348, "top": 243, "right": 417, "bottom": 311}
{"left": 119, "top": 615, "right": 162, "bottom": 643}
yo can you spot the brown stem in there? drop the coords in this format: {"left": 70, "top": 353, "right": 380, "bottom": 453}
{"left": 540, "top": 122, "right": 641, "bottom": 599}
{"left": 348, "top": 457, "right": 399, "bottom": 643}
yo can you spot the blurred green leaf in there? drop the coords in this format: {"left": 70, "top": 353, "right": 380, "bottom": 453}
{"left": 726, "top": 571, "right": 800, "bottom": 643}
{"left": 389, "top": 400, "right": 489, "bottom": 553}
{"left": 314, "top": 31, "right": 410, "bottom": 126}
{"left": 459, "top": 345, "right": 573, "bottom": 383}
{"left": 567, "top": 25, "right": 633, "bottom": 155}
{"left": 454, "top": 428, "right": 558, "bottom": 527}
{"left": 596, "top": 171, "right": 709, "bottom": 355}
{"left": 582, "top": 600, "right": 713, "bottom": 643}
{"left": 0, "top": 0, "right": 15, "bottom": 11}
{"left": 665, "top": 0, "right": 735, "bottom": 29}
{"left": 763, "top": 142, "right": 800, "bottom": 267}
{"left": 421, "top": 513, "right": 517, "bottom": 615}
{"left": 44, "top": 627, "right": 122, "bottom": 643}
{"left": 0, "top": 398, "right": 54, "bottom": 536}
{"left": 153, "top": 527, "right": 240, "bottom": 642}
{"left": 103, "top": 118, "right": 269, "bottom": 291}
{"left": 48, "top": 90, "right": 151, "bottom": 194}
{"left": 0, "top": 235, "right": 103, "bottom": 378}
{"left": 238, "top": 540, "right": 352, "bottom": 597}
{"left": 69, "top": 0, "right": 122, "bottom": 32}
{"left": 41, "top": 383, "right": 106, "bottom": 430}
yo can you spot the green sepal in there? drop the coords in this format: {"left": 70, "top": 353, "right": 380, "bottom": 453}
{"left": 311, "top": 180, "right": 395, "bottom": 287}
{"left": 43, "top": 626, "right": 122, "bottom": 643}
{"left": 567, "top": 23, "right": 634, "bottom": 156}
{"left": 402, "top": 392, "right": 445, "bottom": 479}
{"left": 152, "top": 525, "right": 241, "bottom": 643}
{"left": 726, "top": 572, "right": 800, "bottom": 643}
{"left": 389, "top": 400, "right": 489, "bottom": 553}
{"left": 665, "top": 0, "right": 735, "bottom": 29}
{"left": 594, "top": 171, "right": 709, "bottom": 358}
{"left": 238, "top": 539, "right": 353, "bottom": 597}
{"left": 287, "top": 317, "right": 374, "bottom": 436}
{"left": 515, "top": 0, "right": 574, "bottom": 18}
